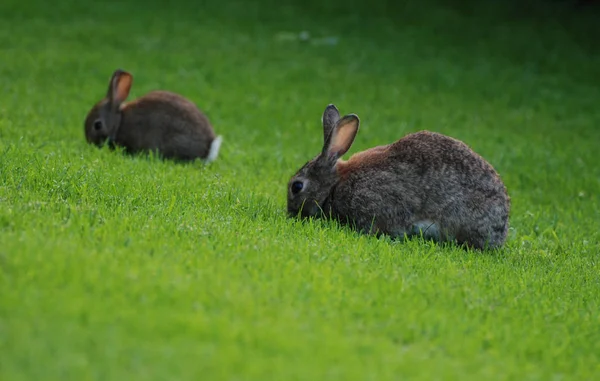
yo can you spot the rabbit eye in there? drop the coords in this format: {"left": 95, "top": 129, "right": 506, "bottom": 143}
{"left": 93, "top": 119, "right": 103, "bottom": 131}
{"left": 291, "top": 181, "right": 304, "bottom": 194}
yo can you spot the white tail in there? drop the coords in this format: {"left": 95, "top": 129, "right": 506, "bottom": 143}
{"left": 205, "top": 135, "right": 222, "bottom": 163}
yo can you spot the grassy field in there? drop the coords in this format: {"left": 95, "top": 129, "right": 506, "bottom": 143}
{"left": 1, "top": 0, "right": 599, "bottom": 379}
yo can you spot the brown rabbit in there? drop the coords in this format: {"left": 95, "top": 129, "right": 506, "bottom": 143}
{"left": 84, "top": 69, "right": 222, "bottom": 162}
{"left": 287, "top": 104, "right": 510, "bottom": 250}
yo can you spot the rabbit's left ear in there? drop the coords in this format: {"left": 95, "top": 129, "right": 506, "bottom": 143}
{"left": 323, "top": 114, "right": 359, "bottom": 159}
{"left": 106, "top": 69, "right": 133, "bottom": 108}
{"left": 322, "top": 104, "right": 340, "bottom": 145}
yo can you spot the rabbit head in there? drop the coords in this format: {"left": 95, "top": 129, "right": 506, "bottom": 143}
{"left": 287, "top": 104, "right": 359, "bottom": 218}
{"left": 84, "top": 69, "right": 133, "bottom": 146}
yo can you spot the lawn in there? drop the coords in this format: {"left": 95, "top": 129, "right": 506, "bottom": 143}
{"left": 1, "top": 0, "right": 599, "bottom": 379}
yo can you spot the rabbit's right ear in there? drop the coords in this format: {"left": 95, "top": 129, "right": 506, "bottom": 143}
{"left": 106, "top": 69, "right": 133, "bottom": 108}
{"left": 322, "top": 104, "right": 340, "bottom": 144}
{"left": 323, "top": 114, "right": 359, "bottom": 159}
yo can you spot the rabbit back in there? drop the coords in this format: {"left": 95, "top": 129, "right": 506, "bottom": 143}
{"left": 117, "top": 91, "right": 217, "bottom": 161}
{"left": 331, "top": 131, "right": 510, "bottom": 249}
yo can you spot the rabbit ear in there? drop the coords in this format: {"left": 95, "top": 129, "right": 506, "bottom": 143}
{"left": 323, "top": 114, "right": 359, "bottom": 159}
{"left": 322, "top": 104, "right": 340, "bottom": 144}
{"left": 106, "top": 69, "right": 133, "bottom": 108}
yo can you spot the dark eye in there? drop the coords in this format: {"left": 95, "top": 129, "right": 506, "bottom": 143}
{"left": 93, "top": 119, "right": 103, "bottom": 131}
{"left": 291, "top": 181, "right": 304, "bottom": 194}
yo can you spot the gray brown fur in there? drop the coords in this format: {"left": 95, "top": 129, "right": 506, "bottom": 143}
{"left": 84, "top": 69, "right": 221, "bottom": 162}
{"left": 287, "top": 104, "right": 510, "bottom": 250}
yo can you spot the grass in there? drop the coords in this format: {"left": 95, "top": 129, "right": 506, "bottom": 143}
{"left": 1, "top": 0, "right": 599, "bottom": 379}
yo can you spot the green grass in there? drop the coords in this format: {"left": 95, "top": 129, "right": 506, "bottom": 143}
{"left": 1, "top": 0, "right": 599, "bottom": 379}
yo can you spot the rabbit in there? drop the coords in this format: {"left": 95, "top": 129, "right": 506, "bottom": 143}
{"left": 287, "top": 104, "right": 511, "bottom": 250}
{"left": 84, "top": 69, "right": 222, "bottom": 163}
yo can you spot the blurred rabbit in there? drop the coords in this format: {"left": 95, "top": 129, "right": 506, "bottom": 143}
{"left": 287, "top": 104, "right": 510, "bottom": 250}
{"left": 84, "top": 69, "right": 222, "bottom": 162}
